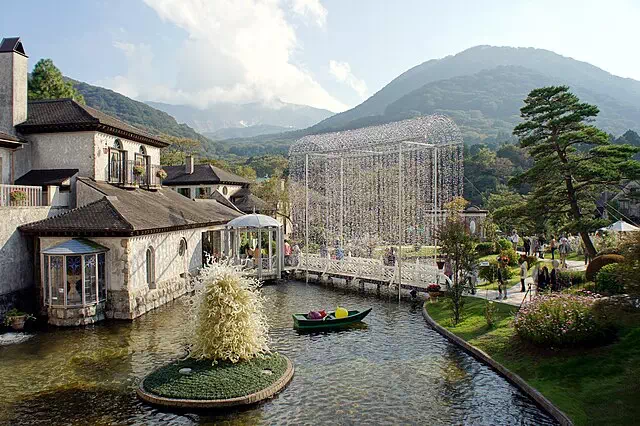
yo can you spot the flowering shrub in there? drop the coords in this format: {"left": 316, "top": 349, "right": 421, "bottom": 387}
{"left": 514, "top": 294, "right": 610, "bottom": 346}
{"left": 156, "top": 169, "right": 168, "bottom": 180}
{"left": 9, "top": 190, "right": 27, "bottom": 202}
{"left": 426, "top": 284, "right": 441, "bottom": 292}
{"left": 132, "top": 165, "right": 146, "bottom": 176}
{"left": 186, "top": 262, "right": 269, "bottom": 363}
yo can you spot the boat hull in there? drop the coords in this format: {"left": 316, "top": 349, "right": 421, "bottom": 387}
{"left": 292, "top": 308, "right": 372, "bottom": 330}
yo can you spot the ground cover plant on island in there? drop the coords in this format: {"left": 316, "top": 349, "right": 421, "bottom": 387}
{"left": 141, "top": 262, "right": 291, "bottom": 402}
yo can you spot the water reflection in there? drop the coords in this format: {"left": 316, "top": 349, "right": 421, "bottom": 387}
{"left": 0, "top": 281, "right": 557, "bottom": 425}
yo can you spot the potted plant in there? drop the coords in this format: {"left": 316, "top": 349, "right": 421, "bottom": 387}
{"left": 9, "top": 190, "right": 27, "bottom": 206}
{"left": 133, "top": 165, "right": 146, "bottom": 176}
{"left": 156, "top": 169, "right": 167, "bottom": 180}
{"left": 3, "top": 309, "right": 35, "bottom": 331}
{"left": 426, "top": 283, "right": 442, "bottom": 301}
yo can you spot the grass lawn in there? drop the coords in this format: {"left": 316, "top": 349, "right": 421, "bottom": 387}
{"left": 425, "top": 297, "right": 640, "bottom": 426}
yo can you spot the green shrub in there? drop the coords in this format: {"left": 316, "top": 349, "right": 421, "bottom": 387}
{"left": 595, "top": 263, "right": 625, "bottom": 295}
{"left": 499, "top": 247, "right": 518, "bottom": 267}
{"left": 479, "top": 260, "right": 514, "bottom": 283}
{"left": 557, "top": 270, "right": 586, "bottom": 288}
{"left": 514, "top": 294, "right": 611, "bottom": 346}
{"left": 585, "top": 254, "right": 625, "bottom": 282}
{"left": 524, "top": 256, "right": 539, "bottom": 269}
{"left": 475, "top": 242, "right": 495, "bottom": 256}
{"left": 497, "top": 238, "right": 512, "bottom": 251}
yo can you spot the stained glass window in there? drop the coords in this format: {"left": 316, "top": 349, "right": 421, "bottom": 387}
{"left": 67, "top": 255, "right": 82, "bottom": 305}
{"left": 84, "top": 254, "right": 97, "bottom": 304}
{"left": 50, "top": 256, "right": 64, "bottom": 305}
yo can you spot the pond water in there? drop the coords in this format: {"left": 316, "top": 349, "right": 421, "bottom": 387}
{"left": 0, "top": 281, "right": 556, "bottom": 425}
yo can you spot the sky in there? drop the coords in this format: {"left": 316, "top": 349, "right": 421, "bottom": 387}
{"left": 1, "top": 0, "right": 640, "bottom": 113}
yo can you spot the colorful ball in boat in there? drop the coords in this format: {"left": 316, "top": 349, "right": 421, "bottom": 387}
{"left": 335, "top": 307, "right": 348, "bottom": 319}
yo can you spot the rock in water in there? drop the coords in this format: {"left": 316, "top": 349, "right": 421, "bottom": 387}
{"left": 179, "top": 368, "right": 192, "bottom": 375}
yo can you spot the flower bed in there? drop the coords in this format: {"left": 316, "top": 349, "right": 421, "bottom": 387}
{"left": 514, "top": 294, "right": 611, "bottom": 346}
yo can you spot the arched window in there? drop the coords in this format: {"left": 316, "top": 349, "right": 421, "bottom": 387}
{"left": 146, "top": 247, "right": 156, "bottom": 289}
{"left": 113, "top": 139, "right": 123, "bottom": 150}
{"left": 179, "top": 238, "right": 187, "bottom": 257}
{"left": 139, "top": 146, "right": 147, "bottom": 155}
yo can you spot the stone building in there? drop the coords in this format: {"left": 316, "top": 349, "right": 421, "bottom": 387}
{"left": 0, "top": 36, "right": 240, "bottom": 325}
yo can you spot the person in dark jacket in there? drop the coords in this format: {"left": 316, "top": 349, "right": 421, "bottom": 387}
{"left": 550, "top": 260, "right": 559, "bottom": 291}
{"left": 523, "top": 237, "right": 531, "bottom": 256}
{"left": 538, "top": 266, "right": 550, "bottom": 292}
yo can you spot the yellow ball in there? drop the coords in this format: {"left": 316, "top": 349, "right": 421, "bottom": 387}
{"left": 335, "top": 307, "right": 348, "bottom": 319}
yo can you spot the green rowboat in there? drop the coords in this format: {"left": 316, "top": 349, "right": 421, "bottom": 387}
{"left": 292, "top": 308, "right": 372, "bottom": 330}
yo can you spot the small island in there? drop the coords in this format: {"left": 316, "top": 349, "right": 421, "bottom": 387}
{"left": 137, "top": 263, "right": 294, "bottom": 409}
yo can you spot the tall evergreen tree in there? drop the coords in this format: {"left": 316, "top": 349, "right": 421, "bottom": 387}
{"left": 28, "top": 59, "right": 85, "bottom": 104}
{"left": 512, "top": 86, "right": 640, "bottom": 257}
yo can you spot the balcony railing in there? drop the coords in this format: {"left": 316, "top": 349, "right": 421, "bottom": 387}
{"left": 0, "top": 184, "right": 44, "bottom": 207}
{"left": 107, "top": 160, "right": 163, "bottom": 189}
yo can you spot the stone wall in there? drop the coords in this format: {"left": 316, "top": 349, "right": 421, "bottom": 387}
{"left": 0, "top": 206, "right": 67, "bottom": 319}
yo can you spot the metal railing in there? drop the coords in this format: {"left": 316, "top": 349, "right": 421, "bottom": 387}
{"left": 107, "top": 160, "right": 163, "bottom": 188}
{"left": 0, "top": 184, "right": 44, "bottom": 207}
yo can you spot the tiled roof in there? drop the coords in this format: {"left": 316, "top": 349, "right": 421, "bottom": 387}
{"left": 0, "top": 37, "right": 26, "bottom": 56}
{"left": 16, "top": 99, "right": 169, "bottom": 148}
{"left": 20, "top": 178, "right": 241, "bottom": 236}
{"left": 162, "top": 164, "right": 250, "bottom": 185}
{"left": 15, "top": 169, "right": 78, "bottom": 186}
{"left": 230, "top": 192, "right": 272, "bottom": 213}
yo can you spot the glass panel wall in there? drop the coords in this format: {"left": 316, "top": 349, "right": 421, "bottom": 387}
{"left": 44, "top": 252, "right": 107, "bottom": 308}
{"left": 50, "top": 256, "right": 65, "bottom": 305}
{"left": 84, "top": 254, "right": 97, "bottom": 304}
{"left": 98, "top": 253, "right": 106, "bottom": 301}
{"left": 66, "top": 256, "right": 83, "bottom": 305}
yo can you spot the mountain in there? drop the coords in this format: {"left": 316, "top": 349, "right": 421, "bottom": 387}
{"left": 203, "top": 124, "right": 293, "bottom": 140}
{"left": 146, "top": 99, "right": 334, "bottom": 135}
{"left": 310, "top": 45, "right": 640, "bottom": 135}
{"left": 70, "top": 79, "right": 223, "bottom": 155}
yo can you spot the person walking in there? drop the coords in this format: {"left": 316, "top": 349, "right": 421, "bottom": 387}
{"left": 496, "top": 257, "right": 508, "bottom": 300}
{"left": 558, "top": 234, "right": 570, "bottom": 268}
{"left": 519, "top": 253, "right": 528, "bottom": 292}
{"left": 523, "top": 237, "right": 531, "bottom": 256}
{"left": 510, "top": 230, "right": 520, "bottom": 252}
{"left": 550, "top": 236, "right": 557, "bottom": 260}
{"left": 537, "top": 234, "right": 545, "bottom": 259}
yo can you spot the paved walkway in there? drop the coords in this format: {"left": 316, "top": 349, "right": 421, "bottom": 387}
{"left": 469, "top": 259, "right": 588, "bottom": 307}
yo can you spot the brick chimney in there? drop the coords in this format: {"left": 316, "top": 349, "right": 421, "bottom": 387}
{"left": 185, "top": 155, "right": 194, "bottom": 174}
{"left": 0, "top": 37, "right": 28, "bottom": 135}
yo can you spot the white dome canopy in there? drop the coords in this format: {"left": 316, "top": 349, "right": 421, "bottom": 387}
{"left": 226, "top": 213, "right": 281, "bottom": 229}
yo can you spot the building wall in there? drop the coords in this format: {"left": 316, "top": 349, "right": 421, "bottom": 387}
{"left": 0, "top": 147, "right": 12, "bottom": 184}
{"left": 0, "top": 51, "right": 27, "bottom": 135}
{"left": 28, "top": 132, "right": 95, "bottom": 177}
{"left": 37, "top": 227, "right": 211, "bottom": 323}
{"left": 94, "top": 132, "right": 161, "bottom": 181}
{"left": 12, "top": 141, "right": 31, "bottom": 181}
{"left": 169, "top": 184, "right": 243, "bottom": 199}
{"left": 0, "top": 206, "right": 68, "bottom": 319}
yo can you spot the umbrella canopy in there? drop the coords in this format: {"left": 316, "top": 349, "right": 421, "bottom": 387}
{"left": 226, "top": 213, "right": 281, "bottom": 229}
{"left": 606, "top": 220, "right": 640, "bottom": 232}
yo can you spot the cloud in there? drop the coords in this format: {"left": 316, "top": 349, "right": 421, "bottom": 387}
{"left": 290, "top": 0, "right": 327, "bottom": 27}
{"left": 98, "top": 0, "right": 346, "bottom": 112}
{"left": 329, "top": 60, "right": 368, "bottom": 98}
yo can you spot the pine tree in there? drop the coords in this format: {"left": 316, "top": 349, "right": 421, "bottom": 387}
{"left": 28, "top": 59, "right": 85, "bottom": 104}
{"left": 512, "top": 86, "right": 640, "bottom": 257}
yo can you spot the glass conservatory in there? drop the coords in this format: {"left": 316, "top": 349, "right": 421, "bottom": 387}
{"left": 41, "top": 239, "right": 108, "bottom": 307}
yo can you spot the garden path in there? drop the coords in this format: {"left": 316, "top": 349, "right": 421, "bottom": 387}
{"left": 469, "top": 259, "right": 587, "bottom": 307}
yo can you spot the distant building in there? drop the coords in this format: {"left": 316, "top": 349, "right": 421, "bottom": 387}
{"left": 0, "top": 37, "right": 240, "bottom": 325}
